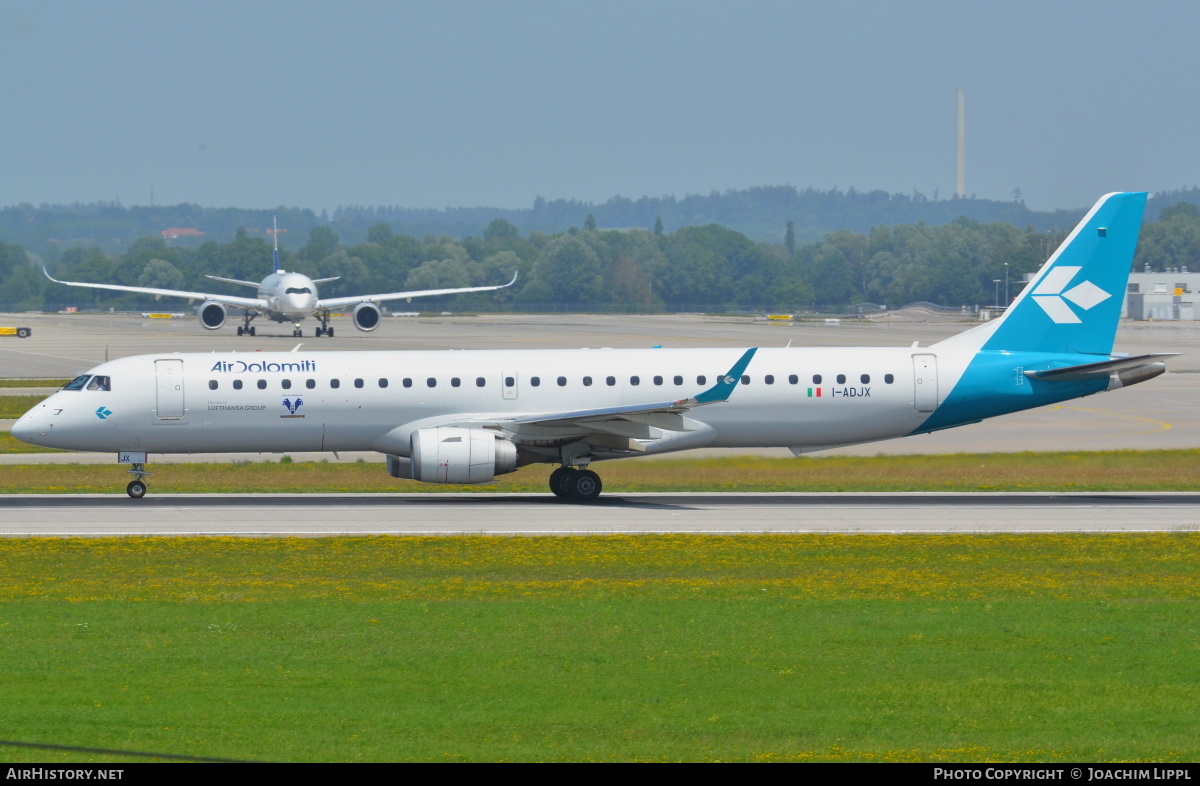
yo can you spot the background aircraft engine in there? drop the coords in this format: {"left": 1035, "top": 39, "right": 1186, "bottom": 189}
{"left": 352, "top": 302, "right": 382, "bottom": 331}
{"left": 197, "top": 301, "right": 227, "bottom": 330}
{"left": 404, "top": 427, "right": 518, "bottom": 484}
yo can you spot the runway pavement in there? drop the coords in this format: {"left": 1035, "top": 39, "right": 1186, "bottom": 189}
{"left": 0, "top": 492, "right": 1196, "bottom": 536}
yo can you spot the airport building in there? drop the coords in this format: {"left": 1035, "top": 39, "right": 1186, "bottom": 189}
{"left": 1124, "top": 269, "right": 1200, "bottom": 321}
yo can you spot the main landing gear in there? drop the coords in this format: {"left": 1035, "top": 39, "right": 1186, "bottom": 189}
{"left": 549, "top": 466, "right": 603, "bottom": 502}
{"left": 315, "top": 310, "right": 334, "bottom": 337}
{"left": 126, "top": 462, "right": 150, "bottom": 499}
{"left": 236, "top": 312, "right": 257, "bottom": 336}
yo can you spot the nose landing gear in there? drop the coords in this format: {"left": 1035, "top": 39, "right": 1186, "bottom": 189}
{"left": 126, "top": 462, "right": 150, "bottom": 499}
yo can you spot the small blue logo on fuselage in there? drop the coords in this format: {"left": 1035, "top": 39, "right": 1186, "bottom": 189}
{"left": 95, "top": 407, "right": 112, "bottom": 420}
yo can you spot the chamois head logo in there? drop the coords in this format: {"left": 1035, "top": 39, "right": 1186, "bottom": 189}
{"left": 282, "top": 397, "right": 304, "bottom": 415}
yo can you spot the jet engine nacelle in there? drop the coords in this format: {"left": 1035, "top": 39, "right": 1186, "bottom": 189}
{"left": 352, "top": 302, "right": 382, "bottom": 332}
{"left": 393, "top": 427, "right": 518, "bottom": 484}
{"left": 197, "top": 301, "right": 227, "bottom": 330}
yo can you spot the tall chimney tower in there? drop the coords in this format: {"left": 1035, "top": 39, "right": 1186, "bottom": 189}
{"left": 955, "top": 88, "right": 966, "bottom": 198}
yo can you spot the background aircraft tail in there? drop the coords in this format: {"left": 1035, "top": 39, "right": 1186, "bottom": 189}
{"left": 935, "top": 191, "right": 1147, "bottom": 356}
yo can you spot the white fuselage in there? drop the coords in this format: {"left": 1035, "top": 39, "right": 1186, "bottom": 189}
{"left": 12, "top": 347, "right": 974, "bottom": 459}
{"left": 256, "top": 272, "right": 319, "bottom": 322}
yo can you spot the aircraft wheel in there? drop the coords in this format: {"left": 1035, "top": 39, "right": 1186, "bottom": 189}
{"left": 127, "top": 480, "right": 147, "bottom": 499}
{"left": 237, "top": 326, "right": 244, "bottom": 336}
{"left": 549, "top": 466, "right": 576, "bottom": 497}
{"left": 315, "top": 327, "right": 323, "bottom": 337}
{"left": 327, "top": 327, "right": 334, "bottom": 337}
{"left": 249, "top": 327, "right": 256, "bottom": 336}
{"left": 569, "top": 469, "right": 602, "bottom": 502}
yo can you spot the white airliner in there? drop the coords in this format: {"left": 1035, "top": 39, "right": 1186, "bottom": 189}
{"left": 43, "top": 223, "right": 517, "bottom": 337}
{"left": 14, "top": 192, "right": 1174, "bottom": 501}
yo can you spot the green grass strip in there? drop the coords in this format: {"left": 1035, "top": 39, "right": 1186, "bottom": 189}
{"left": 0, "top": 534, "right": 1195, "bottom": 762}
{"left": 3, "top": 449, "right": 1200, "bottom": 493}
{"left": 0, "top": 379, "right": 68, "bottom": 388}
{"left": 0, "top": 396, "right": 49, "bottom": 419}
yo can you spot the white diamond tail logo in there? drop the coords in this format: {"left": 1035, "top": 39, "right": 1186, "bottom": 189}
{"left": 1030, "top": 266, "right": 1111, "bottom": 324}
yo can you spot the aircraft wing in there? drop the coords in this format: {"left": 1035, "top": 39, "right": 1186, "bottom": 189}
{"left": 503, "top": 347, "right": 756, "bottom": 426}
{"left": 316, "top": 271, "right": 518, "bottom": 310}
{"left": 44, "top": 268, "right": 268, "bottom": 310}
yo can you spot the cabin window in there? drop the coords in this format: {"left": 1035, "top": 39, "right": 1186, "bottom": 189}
{"left": 764, "top": 375, "right": 775, "bottom": 385}
{"left": 379, "top": 378, "right": 389, "bottom": 388}
{"left": 330, "top": 379, "right": 340, "bottom": 389}
{"left": 451, "top": 377, "right": 461, "bottom": 388}
{"left": 788, "top": 374, "right": 798, "bottom": 384}
{"left": 476, "top": 377, "right": 486, "bottom": 387}
{"left": 208, "top": 380, "right": 218, "bottom": 390}
{"left": 653, "top": 376, "right": 663, "bottom": 386}
{"left": 62, "top": 375, "right": 90, "bottom": 391}
{"left": 860, "top": 374, "right": 870, "bottom": 384}
{"left": 630, "top": 376, "right": 640, "bottom": 386}
{"left": 813, "top": 374, "right": 822, "bottom": 384}
{"left": 557, "top": 376, "right": 567, "bottom": 387}
{"left": 505, "top": 376, "right": 515, "bottom": 387}
{"left": 740, "top": 375, "right": 750, "bottom": 385}
{"left": 884, "top": 374, "right": 894, "bottom": 384}
{"left": 258, "top": 380, "right": 267, "bottom": 390}
{"left": 306, "top": 379, "right": 316, "bottom": 389}
{"left": 530, "top": 376, "right": 541, "bottom": 387}
{"left": 234, "top": 379, "right": 243, "bottom": 390}
{"left": 697, "top": 375, "right": 707, "bottom": 385}
{"left": 425, "top": 378, "right": 435, "bottom": 388}
{"left": 583, "top": 376, "right": 593, "bottom": 386}
{"left": 836, "top": 374, "right": 846, "bottom": 384}
{"left": 403, "top": 378, "right": 412, "bottom": 388}
{"left": 606, "top": 376, "right": 616, "bottom": 386}
{"left": 354, "top": 378, "right": 364, "bottom": 388}
{"left": 674, "top": 375, "right": 683, "bottom": 386}
{"left": 87, "top": 376, "right": 111, "bottom": 391}
{"left": 281, "top": 379, "right": 292, "bottom": 390}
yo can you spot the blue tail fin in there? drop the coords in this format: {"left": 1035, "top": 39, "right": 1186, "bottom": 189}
{"left": 936, "top": 192, "right": 1147, "bottom": 356}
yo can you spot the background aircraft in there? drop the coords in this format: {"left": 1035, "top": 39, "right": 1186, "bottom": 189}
{"left": 15, "top": 193, "right": 1172, "bottom": 501}
{"left": 43, "top": 225, "right": 517, "bottom": 337}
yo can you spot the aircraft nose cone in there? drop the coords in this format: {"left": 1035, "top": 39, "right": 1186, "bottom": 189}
{"left": 10, "top": 411, "right": 41, "bottom": 445}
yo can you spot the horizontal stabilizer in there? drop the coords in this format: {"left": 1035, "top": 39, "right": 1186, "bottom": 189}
{"left": 1023, "top": 353, "right": 1178, "bottom": 381}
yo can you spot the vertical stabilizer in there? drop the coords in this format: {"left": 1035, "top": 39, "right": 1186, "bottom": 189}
{"left": 934, "top": 192, "right": 1147, "bottom": 356}
{"left": 272, "top": 214, "right": 282, "bottom": 273}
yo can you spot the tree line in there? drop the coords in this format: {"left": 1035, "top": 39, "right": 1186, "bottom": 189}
{"left": 3, "top": 202, "right": 1200, "bottom": 314}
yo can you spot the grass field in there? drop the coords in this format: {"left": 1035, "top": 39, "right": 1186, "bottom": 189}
{"left": 2, "top": 449, "right": 1200, "bottom": 492}
{"left": 0, "top": 396, "right": 49, "bottom": 419}
{"left": 0, "top": 534, "right": 1196, "bottom": 763}
{"left": 0, "top": 379, "right": 67, "bottom": 389}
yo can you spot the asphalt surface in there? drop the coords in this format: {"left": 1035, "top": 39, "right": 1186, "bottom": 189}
{"left": 0, "top": 492, "right": 1195, "bottom": 536}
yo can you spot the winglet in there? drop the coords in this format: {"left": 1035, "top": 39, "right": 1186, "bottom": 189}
{"left": 688, "top": 347, "right": 757, "bottom": 406}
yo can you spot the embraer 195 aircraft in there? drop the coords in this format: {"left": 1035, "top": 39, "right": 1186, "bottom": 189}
{"left": 14, "top": 193, "right": 1174, "bottom": 501}
{"left": 43, "top": 222, "right": 517, "bottom": 337}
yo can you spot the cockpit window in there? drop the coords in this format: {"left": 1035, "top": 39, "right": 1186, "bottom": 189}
{"left": 87, "top": 376, "right": 111, "bottom": 391}
{"left": 62, "top": 375, "right": 90, "bottom": 391}
{"left": 284, "top": 287, "right": 312, "bottom": 295}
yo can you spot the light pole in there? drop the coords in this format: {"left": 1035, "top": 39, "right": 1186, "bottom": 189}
{"left": 993, "top": 279, "right": 1001, "bottom": 308}
{"left": 1004, "top": 262, "right": 1009, "bottom": 305}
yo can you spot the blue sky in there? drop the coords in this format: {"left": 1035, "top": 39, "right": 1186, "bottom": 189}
{"left": 2, "top": 0, "right": 1196, "bottom": 212}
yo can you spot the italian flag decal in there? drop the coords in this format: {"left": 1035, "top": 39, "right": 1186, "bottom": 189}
{"left": 807, "top": 387, "right": 821, "bottom": 397}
